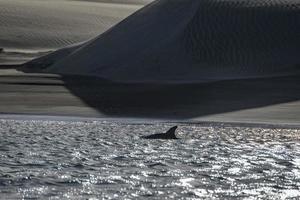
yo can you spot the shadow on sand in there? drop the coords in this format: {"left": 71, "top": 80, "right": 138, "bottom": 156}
{"left": 60, "top": 74, "right": 300, "bottom": 119}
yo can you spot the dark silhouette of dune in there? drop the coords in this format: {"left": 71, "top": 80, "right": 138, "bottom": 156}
{"left": 0, "top": 70, "right": 299, "bottom": 123}
{"left": 59, "top": 74, "right": 300, "bottom": 121}
{"left": 5, "top": 0, "right": 298, "bottom": 123}
{"left": 24, "top": 0, "right": 300, "bottom": 83}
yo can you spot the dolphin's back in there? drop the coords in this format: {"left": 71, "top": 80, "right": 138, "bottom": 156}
{"left": 142, "top": 126, "right": 178, "bottom": 139}
{"left": 142, "top": 133, "right": 168, "bottom": 139}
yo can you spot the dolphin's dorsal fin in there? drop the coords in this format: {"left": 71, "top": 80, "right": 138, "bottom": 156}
{"left": 165, "top": 126, "right": 178, "bottom": 137}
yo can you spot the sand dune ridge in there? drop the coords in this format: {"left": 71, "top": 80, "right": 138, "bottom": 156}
{"left": 25, "top": 0, "right": 300, "bottom": 83}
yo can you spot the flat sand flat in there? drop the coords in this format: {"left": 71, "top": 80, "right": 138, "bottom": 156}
{"left": 0, "top": 69, "right": 299, "bottom": 126}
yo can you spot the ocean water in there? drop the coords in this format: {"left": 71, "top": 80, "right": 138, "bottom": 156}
{"left": 0, "top": 119, "right": 300, "bottom": 199}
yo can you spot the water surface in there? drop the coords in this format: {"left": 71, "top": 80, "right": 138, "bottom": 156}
{"left": 0, "top": 119, "right": 300, "bottom": 199}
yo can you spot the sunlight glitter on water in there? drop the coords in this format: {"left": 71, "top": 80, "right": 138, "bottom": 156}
{"left": 0, "top": 119, "right": 300, "bottom": 199}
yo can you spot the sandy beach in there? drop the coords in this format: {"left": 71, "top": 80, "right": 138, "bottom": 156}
{"left": 0, "top": 0, "right": 299, "bottom": 125}
{"left": 0, "top": 68, "right": 299, "bottom": 125}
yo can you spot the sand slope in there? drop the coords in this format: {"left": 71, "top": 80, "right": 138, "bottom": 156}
{"left": 25, "top": 0, "right": 300, "bottom": 83}
{"left": 1, "top": 0, "right": 300, "bottom": 124}
{"left": 0, "top": 0, "right": 145, "bottom": 64}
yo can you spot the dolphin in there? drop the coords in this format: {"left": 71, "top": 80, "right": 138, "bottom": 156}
{"left": 142, "top": 126, "right": 178, "bottom": 139}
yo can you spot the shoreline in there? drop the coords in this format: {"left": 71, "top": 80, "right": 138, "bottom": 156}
{"left": 1, "top": 113, "right": 300, "bottom": 130}
{"left": 0, "top": 69, "right": 299, "bottom": 128}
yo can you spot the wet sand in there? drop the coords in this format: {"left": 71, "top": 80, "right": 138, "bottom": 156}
{"left": 0, "top": 69, "right": 299, "bottom": 125}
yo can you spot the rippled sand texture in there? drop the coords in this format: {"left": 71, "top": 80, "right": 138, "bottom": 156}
{"left": 1, "top": 120, "right": 300, "bottom": 199}
{"left": 0, "top": 0, "right": 144, "bottom": 64}
{"left": 25, "top": 0, "right": 300, "bottom": 82}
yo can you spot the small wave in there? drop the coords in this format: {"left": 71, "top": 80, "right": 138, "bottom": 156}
{"left": 0, "top": 120, "right": 299, "bottom": 199}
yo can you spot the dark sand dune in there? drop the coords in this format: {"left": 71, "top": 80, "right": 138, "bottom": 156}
{"left": 1, "top": 0, "right": 300, "bottom": 124}
{"left": 24, "top": 0, "right": 300, "bottom": 83}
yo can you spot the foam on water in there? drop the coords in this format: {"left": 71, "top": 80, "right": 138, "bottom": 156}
{"left": 0, "top": 119, "right": 300, "bottom": 199}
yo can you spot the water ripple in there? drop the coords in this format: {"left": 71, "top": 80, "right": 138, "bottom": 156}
{"left": 0, "top": 119, "right": 299, "bottom": 199}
